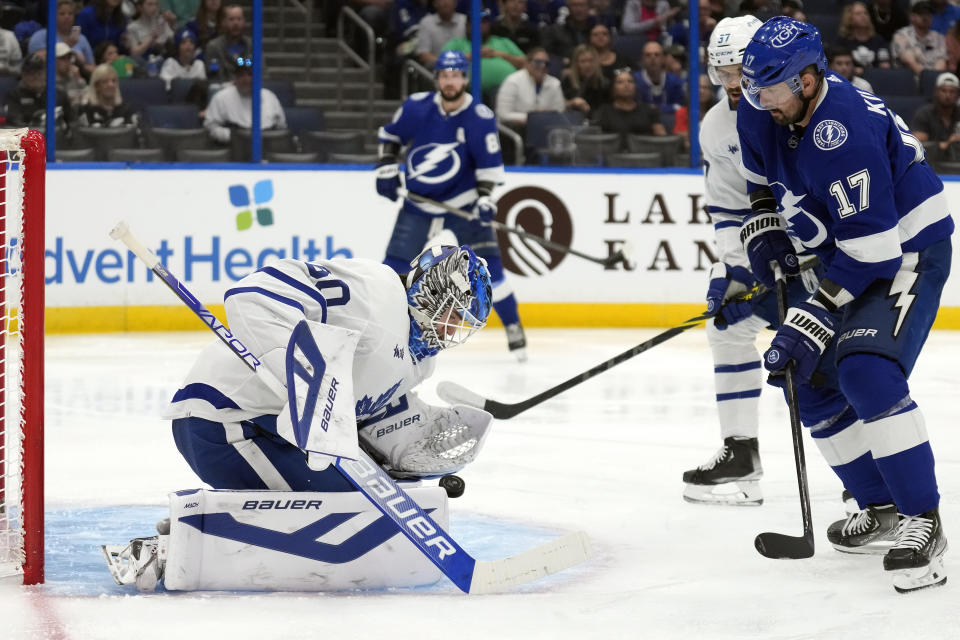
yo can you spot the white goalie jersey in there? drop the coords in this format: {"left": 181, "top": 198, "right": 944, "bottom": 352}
{"left": 164, "top": 258, "right": 435, "bottom": 426}
{"left": 700, "top": 100, "right": 753, "bottom": 269}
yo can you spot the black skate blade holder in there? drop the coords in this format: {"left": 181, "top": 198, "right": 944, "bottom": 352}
{"left": 754, "top": 261, "right": 815, "bottom": 560}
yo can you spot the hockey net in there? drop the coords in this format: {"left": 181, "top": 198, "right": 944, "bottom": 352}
{"left": 0, "top": 128, "right": 45, "bottom": 585}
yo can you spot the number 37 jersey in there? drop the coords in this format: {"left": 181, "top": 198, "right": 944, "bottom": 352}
{"left": 164, "top": 258, "right": 435, "bottom": 425}
{"left": 737, "top": 73, "right": 954, "bottom": 299}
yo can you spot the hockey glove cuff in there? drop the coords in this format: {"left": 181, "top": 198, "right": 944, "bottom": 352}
{"left": 740, "top": 211, "right": 799, "bottom": 289}
{"left": 763, "top": 299, "right": 837, "bottom": 383}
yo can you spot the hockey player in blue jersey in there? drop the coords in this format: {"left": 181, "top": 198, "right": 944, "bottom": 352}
{"left": 737, "top": 16, "right": 953, "bottom": 593}
{"left": 375, "top": 49, "right": 529, "bottom": 362}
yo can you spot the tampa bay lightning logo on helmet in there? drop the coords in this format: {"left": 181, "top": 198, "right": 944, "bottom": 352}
{"left": 405, "top": 245, "right": 492, "bottom": 361}
{"left": 812, "top": 119, "right": 848, "bottom": 151}
{"left": 435, "top": 50, "right": 469, "bottom": 74}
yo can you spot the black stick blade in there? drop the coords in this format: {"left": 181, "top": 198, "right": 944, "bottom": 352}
{"left": 754, "top": 531, "right": 815, "bottom": 559}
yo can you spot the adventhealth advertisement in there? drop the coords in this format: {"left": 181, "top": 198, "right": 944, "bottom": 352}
{"left": 41, "top": 168, "right": 960, "bottom": 327}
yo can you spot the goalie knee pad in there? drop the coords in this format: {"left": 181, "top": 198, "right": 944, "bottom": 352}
{"left": 358, "top": 392, "right": 492, "bottom": 478}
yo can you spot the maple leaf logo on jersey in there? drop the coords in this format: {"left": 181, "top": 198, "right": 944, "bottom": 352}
{"left": 770, "top": 182, "right": 828, "bottom": 249}
{"left": 406, "top": 142, "right": 461, "bottom": 185}
{"left": 355, "top": 379, "right": 404, "bottom": 418}
{"left": 393, "top": 345, "right": 405, "bottom": 360}
{"left": 727, "top": 143, "right": 739, "bottom": 155}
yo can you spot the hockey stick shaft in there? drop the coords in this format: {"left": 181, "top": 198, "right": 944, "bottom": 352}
{"left": 110, "top": 221, "right": 590, "bottom": 593}
{"left": 401, "top": 189, "right": 626, "bottom": 268}
{"left": 753, "top": 262, "right": 814, "bottom": 559}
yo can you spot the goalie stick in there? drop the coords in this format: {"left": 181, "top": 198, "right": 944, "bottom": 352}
{"left": 401, "top": 189, "right": 631, "bottom": 269}
{"left": 753, "top": 262, "right": 814, "bottom": 560}
{"left": 109, "top": 221, "right": 591, "bottom": 594}
{"left": 438, "top": 257, "right": 821, "bottom": 419}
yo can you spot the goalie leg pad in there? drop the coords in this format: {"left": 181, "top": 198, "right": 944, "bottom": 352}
{"left": 358, "top": 392, "right": 493, "bottom": 478}
{"left": 155, "top": 487, "right": 448, "bottom": 591}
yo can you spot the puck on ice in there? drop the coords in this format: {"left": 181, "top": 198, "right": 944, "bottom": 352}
{"left": 439, "top": 474, "right": 465, "bottom": 498}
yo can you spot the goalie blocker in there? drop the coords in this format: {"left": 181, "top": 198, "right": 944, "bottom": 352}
{"left": 103, "top": 486, "right": 450, "bottom": 592}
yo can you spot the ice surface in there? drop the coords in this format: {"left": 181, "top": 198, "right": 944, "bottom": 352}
{"left": 2, "top": 328, "right": 958, "bottom": 639}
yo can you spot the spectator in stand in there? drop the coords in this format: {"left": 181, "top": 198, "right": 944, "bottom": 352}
{"left": 0, "top": 21, "right": 21, "bottom": 76}
{"left": 4, "top": 53, "right": 74, "bottom": 134}
{"left": 77, "top": 63, "right": 139, "bottom": 127}
{"left": 28, "top": 0, "right": 96, "bottom": 73}
{"left": 827, "top": 44, "right": 875, "bottom": 92}
{"left": 204, "top": 5, "right": 250, "bottom": 83}
{"left": 592, "top": 69, "right": 665, "bottom": 150}
{"left": 590, "top": 23, "right": 631, "bottom": 80}
{"left": 184, "top": 0, "right": 222, "bottom": 50}
{"left": 54, "top": 42, "right": 88, "bottom": 105}
{"left": 911, "top": 71, "right": 960, "bottom": 158}
{"left": 837, "top": 1, "right": 892, "bottom": 73}
{"left": 664, "top": 43, "right": 687, "bottom": 79}
{"left": 350, "top": 0, "right": 393, "bottom": 41}
{"left": 946, "top": 18, "right": 960, "bottom": 71}
{"left": 390, "top": 0, "right": 429, "bottom": 56}
{"left": 491, "top": 0, "right": 540, "bottom": 53}
{"left": 737, "top": 0, "right": 781, "bottom": 23}
{"left": 95, "top": 40, "right": 139, "bottom": 77}
{"left": 633, "top": 40, "right": 685, "bottom": 113}
{"left": 126, "top": 0, "right": 175, "bottom": 66}
{"left": 160, "top": 28, "right": 205, "bottom": 89}
{"left": 204, "top": 56, "right": 286, "bottom": 144}
{"left": 620, "top": 0, "right": 679, "bottom": 41}
{"left": 415, "top": 0, "right": 466, "bottom": 69}
{"left": 671, "top": 73, "right": 714, "bottom": 148}
{"left": 160, "top": 0, "right": 199, "bottom": 30}
{"left": 870, "top": 0, "right": 909, "bottom": 43}
{"left": 666, "top": 0, "right": 716, "bottom": 52}
{"left": 495, "top": 47, "right": 565, "bottom": 129}
{"left": 929, "top": 0, "right": 960, "bottom": 35}
{"left": 442, "top": 11, "right": 525, "bottom": 103}
{"left": 526, "top": 0, "right": 565, "bottom": 28}
{"left": 892, "top": 0, "right": 947, "bottom": 76}
{"left": 562, "top": 44, "right": 609, "bottom": 115}
{"left": 543, "top": 0, "right": 595, "bottom": 63}
{"left": 76, "top": 0, "right": 129, "bottom": 52}
{"left": 590, "top": 0, "right": 620, "bottom": 29}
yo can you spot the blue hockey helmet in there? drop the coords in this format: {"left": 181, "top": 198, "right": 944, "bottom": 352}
{"left": 740, "top": 16, "right": 827, "bottom": 111}
{"left": 435, "top": 50, "right": 469, "bottom": 75}
{"left": 405, "top": 245, "right": 492, "bottom": 361}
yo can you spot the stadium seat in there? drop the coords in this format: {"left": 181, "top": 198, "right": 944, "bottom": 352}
{"left": 176, "top": 147, "right": 231, "bottom": 162}
{"left": 283, "top": 106, "right": 325, "bottom": 135}
{"left": 230, "top": 128, "right": 295, "bottom": 161}
{"left": 263, "top": 80, "right": 296, "bottom": 107}
{"left": 119, "top": 78, "right": 168, "bottom": 111}
{"left": 573, "top": 132, "right": 620, "bottom": 166}
{"left": 143, "top": 104, "right": 201, "bottom": 129}
{"left": 885, "top": 95, "right": 926, "bottom": 123}
{"left": 526, "top": 111, "right": 585, "bottom": 164}
{"left": 266, "top": 151, "right": 321, "bottom": 163}
{"left": 0, "top": 76, "right": 17, "bottom": 104}
{"left": 299, "top": 130, "right": 365, "bottom": 161}
{"left": 919, "top": 69, "right": 941, "bottom": 99}
{"left": 327, "top": 152, "right": 378, "bottom": 164}
{"left": 626, "top": 134, "right": 685, "bottom": 166}
{"left": 147, "top": 127, "right": 211, "bottom": 161}
{"left": 612, "top": 34, "right": 646, "bottom": 67}
{"left": 107, "top": 148, "right": 165, "bottom": 162}
{"left": 169, "top": 78, "right": 208, "bottom": 103}
{"left": 72, "top": 125, "right": 139, "bottom": 161}
{"left": 54, "top": 148, "right": 96, "bottom": 162}
{"left": 606, "top": 152, "right": 661, "bottom": 168}
{"left": 863, "top": 67, "right": 917, "bottom": 97}
{"left": 806, "top": 13, "right": 841, "bottom": 43}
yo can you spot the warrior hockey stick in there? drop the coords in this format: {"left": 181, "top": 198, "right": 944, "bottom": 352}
{"left": 401, "top": 189, "right": 630, "bottom": 268}
{"left": 109, "top": 220, "right": 591, "bottom": 594}
{"left": 753, "top": 262, "right": 815, "bottom": 560}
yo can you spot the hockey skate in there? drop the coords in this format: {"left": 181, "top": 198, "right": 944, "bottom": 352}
{"left": 842, "top": 489, "right": 858, "bottom": 516}
{"left": 883, "top": 508, "right": 948, "bottom": 594}
{"left": 102, "top": 535, "right": 166, "bottom": 592}
{"left": 505, "top": 322, "right": 527, "bottom": 362}
{"left": 826, "top": 503, "right": 898, "bottom": 554}
{"left": 682, "top": 436, "right": 763, "bottom": 506}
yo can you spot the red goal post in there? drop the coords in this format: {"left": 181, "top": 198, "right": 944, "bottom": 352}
{"left": 0, "top": 128, "right": 45, "bottom": 585}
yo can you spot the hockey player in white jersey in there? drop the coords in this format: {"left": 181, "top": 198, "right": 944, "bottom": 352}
{"left": 104, "top": 245, "right": 496, "bottom": 591}
{"left": 682, "top": 16, "right": 820, "bottom": 506}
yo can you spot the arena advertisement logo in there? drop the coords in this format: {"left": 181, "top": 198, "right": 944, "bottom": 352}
{"left": 495, "top": 186, "right": 573, "bottom": 276}
{"left": 229, "top": 180, "right": 275, "bottom": 230}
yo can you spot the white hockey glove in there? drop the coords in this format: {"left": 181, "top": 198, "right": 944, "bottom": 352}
{"left": 358, "top": 392, "right": 493, "bottom": 478}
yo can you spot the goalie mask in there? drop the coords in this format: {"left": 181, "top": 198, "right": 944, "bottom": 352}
{"left": 405, "top": 245, "right": 492, "bottom": 361}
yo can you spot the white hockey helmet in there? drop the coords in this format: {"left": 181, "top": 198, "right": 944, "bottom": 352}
{"left": 707, "top": 16, "right": 763, "bottom": 86}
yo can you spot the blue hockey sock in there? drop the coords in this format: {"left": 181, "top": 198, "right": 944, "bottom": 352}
{"left": 810, "top": 407, "right": 893, "bottom": 507}
{"left": 492, "top": 292, "right": 520, "bottom": 327}
{"left": 828, "top": 451, "right": 894, "bottom": 508}
{"left": 869, "top": 405, "right": 940, "bottom": 516}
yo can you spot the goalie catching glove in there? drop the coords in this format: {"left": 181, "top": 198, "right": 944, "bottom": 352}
{"left": 358, "top": 391, "right": 493, "bottom": 478}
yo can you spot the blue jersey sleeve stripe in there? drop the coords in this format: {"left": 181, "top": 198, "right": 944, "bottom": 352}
{"left": 836, "top": 227, "right": 902, "bottom": 264}
{"left": 171, "top": 383, "right": 242, "bottom": 410}
{"left": 714, "top": 361, "right": 762, "bottom": 373}
{"left": 224, "top": 286, "right": 306, "bottom": 314}
{"left": 256, "top": 266, "right": 330, "bottom": 321}
{"left": 714, "top": 220, "right": 741, "bottom": 230}
{"left": 707, "top": 206, "right": 751, "bottom": 216}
